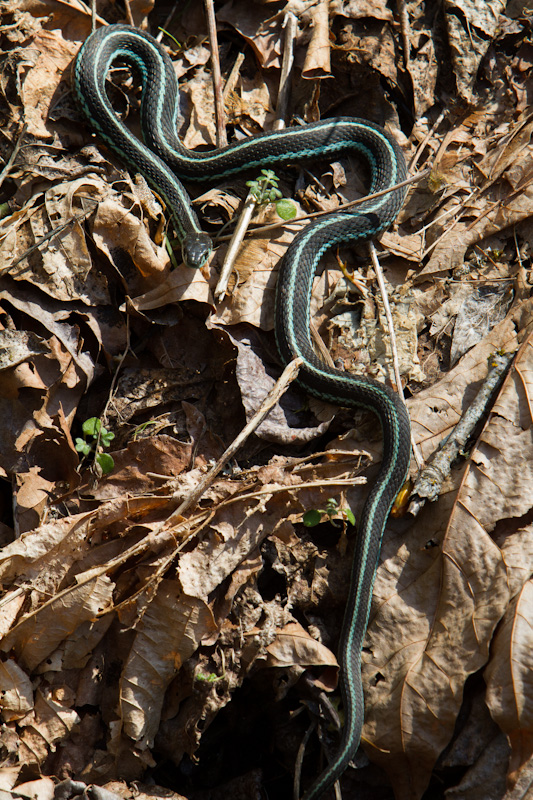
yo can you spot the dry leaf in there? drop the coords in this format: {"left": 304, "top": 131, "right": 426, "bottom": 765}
{"left": 120, "top": 581, "right": 216, "bottom": 746}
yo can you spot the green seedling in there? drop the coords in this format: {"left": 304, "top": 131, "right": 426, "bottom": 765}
{"left": 303, "top": 497, "right": 356, "bottom": 528}
{"left": 246, "top": 169, "right": 297, "bottom": 219}
{"left": 75, "top": 417, "right": 115, "bottom": 474}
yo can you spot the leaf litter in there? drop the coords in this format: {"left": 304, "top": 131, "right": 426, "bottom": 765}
{"left": 0, "top": 1, "right": 532, "bottom": 800}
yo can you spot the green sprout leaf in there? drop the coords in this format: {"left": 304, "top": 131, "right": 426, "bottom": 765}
{"left": 99, "top": 428, "right": 115, "bottom": 447}
{"left": 75, "top": 438, "right": 91, "bottom": 456}
{"left": 276, "top": 199, "right": 297, "bottom": 220}
{"left": 82, "top": 417, "right": 102, "bottom": 438}
{"left": 96, "top": 452, "right": 115, "bottom": 474}
{"left": 246, "top": 170, "right": 282, "bottom": 205}
{"left": 303, "top": 509, "right": 322, "bottom": 527}
{"left": 344, "top": 509, "right": 356, "bottom": 526}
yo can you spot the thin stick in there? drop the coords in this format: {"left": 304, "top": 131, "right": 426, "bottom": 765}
{"left": 102, "top": 315, "right": 130, "bottom": 427}
{"left": 369, "top": 242, "right": 423, "bottom": 467}
{"left": 397, "top": 0, "right": 411, "bottom": 68}
{"left": 123, "top": 0, "right": 134, "bottom": 27}
{"left": 215, "top": 192, "right": 257, "bottom": 299}
{"left": 204, "top": 0, "right": 227, "bottom": 147}
{"left": 273, "top": 12, "right": 297, "bottom": 130}
{"left": 369, "top": 241, "right": 403, "bottom": 394}
{"left": 223, "top": 53, "right": 245, "bottom": 100}
{"left": 156, "top": 357, "right": 303, "bottom": 527}
{"left": 409, "top": 108, "right": 446, "bottom": 172}
{"left": 0, "top": 123, "right": 27, "bottom": 191}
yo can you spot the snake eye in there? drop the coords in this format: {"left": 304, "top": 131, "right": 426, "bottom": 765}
{"left": 182, "top": 233, "right": 213, "bottom": 269}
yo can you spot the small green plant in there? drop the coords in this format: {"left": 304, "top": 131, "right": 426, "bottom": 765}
{"left": 75, "top": 417, "right": 115, "bottom": 474}
{"left": 246, "top": 169, "right": 297, "bottom": 219}
{"left": 303, "top": 498, "right": 356, "bottom": 528}
{"left": 196, "top": 671, "right": 221, "bottom": 684}
{"left": 246, "top": 169, "right": 282, "bottom": 203}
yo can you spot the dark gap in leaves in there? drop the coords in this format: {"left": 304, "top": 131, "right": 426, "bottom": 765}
{"left": 150, "top": 671, "right": 297, "bottom": 799}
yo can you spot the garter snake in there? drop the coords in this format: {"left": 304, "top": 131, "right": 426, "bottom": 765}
{"left": 74, "top": 23, "right": 412, "bottom": 800}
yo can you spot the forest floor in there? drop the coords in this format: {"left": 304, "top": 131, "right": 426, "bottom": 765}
{"left": 0, "top": 2, "right": 532, "bottom": 800}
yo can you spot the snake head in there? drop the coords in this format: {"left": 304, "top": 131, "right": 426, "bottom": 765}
{"left": 182, "top": 233, "right": 213, "bottom": 269}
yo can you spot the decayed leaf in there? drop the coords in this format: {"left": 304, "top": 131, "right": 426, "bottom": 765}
{"left": 120, "top": 580, "right": 216, "bottom": 746}
{"left": 0, "top": 512, "right": 93, "bottom": 586}
{"left": 408, "top": 297, "right": 531, "bottom": 460}
{"left": 86, "top": 435, "right": 196, "bottom": 501}
{"left": 444, "top": 0, "right": 506, "bottom": 101}
{"left": 359, "top": 330, "right": 533, "bottom": 799}
{"left": 20, "top": 28, "right": 77, "bottom": 138}
{"left": 183, "top": 69, "right": 218, "bottom": 149}
{"left": 178, "top": 498, "right": 288, "bottom": 599}
{"left": 329, "top": 0, "right": 393, "bottom": 20}
{"left": 450, "top": 284, "right": 513, "bottom": 364}
{"left": 420, "top": 113, "right": 533, "bottom": 278}
{"left": 0, "top": 330, "right": 48, "bottom": 369}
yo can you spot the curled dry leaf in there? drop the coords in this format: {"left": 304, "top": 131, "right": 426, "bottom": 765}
{"left": 302, "top": 2, "right": 331, "bottom": 79}
{"left": 8, "top": 777, "right": 56, "bottom": 800}
{"left": 92, "top": 197, "right": 170, "bottom": 281}
{"left": 128, "top": 263, "right": 211, "bottom": 311}
{"left": 217, "top": 324, "right": 333, "bottom": 444}
{"left": 266, "top": 621, "right": 338, "bottom": 670}
{"left": 216, "top": 1, "right": 283, "bottom": 69}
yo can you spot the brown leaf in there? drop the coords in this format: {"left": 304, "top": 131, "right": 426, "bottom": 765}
{"left": 216, "top": 1, "right": 282, "bottom": 69}
{"left": 120, "top": 580, "right": 216, "bottom": 746}
{"left": 1, "top": 574, "right": 114, "bottom": 671}
{"left": 266, "top": 621, "right": 338, "bottom": 669}
{"left": 129, "top": 262, "right": 211, "bottom": 310}
{"left": 21, "top": 30, "right": 77, "bottom": 138}
{"left": 0, "top": 658, "right": 33, "bottom": 721}
{"left": 18, "top": 689, "right": 79, "bottom": 770}
{"left": 485, "top": 581, "right": 533, "bottom": 780}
